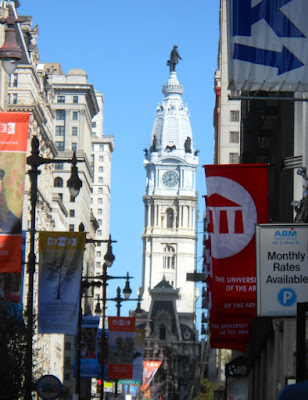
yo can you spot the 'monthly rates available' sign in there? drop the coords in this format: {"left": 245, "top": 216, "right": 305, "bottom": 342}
{"left": 256, "top": 224, "right": 308, "bottom": 316}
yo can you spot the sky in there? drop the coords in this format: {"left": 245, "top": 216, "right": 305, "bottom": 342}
{"left": 18, "top": 0, "right": 219, "bottom": 323}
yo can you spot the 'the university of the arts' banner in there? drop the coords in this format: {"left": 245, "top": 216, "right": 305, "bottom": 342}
{"left": 0, "top": 112, "right": 29, "bottom": 272}
{"left": 108, "top": 317, "right": 136, "bottom": 379}
{"left": 38, "top": 231, "right": 86, "bottom": 334}
{"left": 140, "top": 361, "right": 162, "bottom": 392}
{"left": 204, "top": 164, "right": 269, "bottom": 319}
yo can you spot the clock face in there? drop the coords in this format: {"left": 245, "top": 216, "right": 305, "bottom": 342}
{"left": 162, "top": 171, "right": 179, "bottom": 187}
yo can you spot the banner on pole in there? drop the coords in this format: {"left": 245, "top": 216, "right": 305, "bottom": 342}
{"left": 108, "top": 317, "right": 136, "bottom": 380}
{"left": 132, "top": 329, "right": 145, "bottom": 383}
{"left": 38, "top": 231, "right": 86, "bottom": 334}
{"left": 78, "top": 316, "right": 100, "bottom": 378}
{"left": 0, "top": 112, "right": 29, "bottom": 272}
{"left": 140, "top": 361, "right": 162, "bottom": 392}
{"left": 204, "top": 164, "right": 268, "bottom": 349}
{"left": 204, "top": 164, "right": 268, "bottom": 318}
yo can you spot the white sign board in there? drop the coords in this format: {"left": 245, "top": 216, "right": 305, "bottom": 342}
{"left": 227, "top": 0, "right": 308, "bottom": 92}
{"left": 256, "top": 224, "right": 308, "bottom": 316}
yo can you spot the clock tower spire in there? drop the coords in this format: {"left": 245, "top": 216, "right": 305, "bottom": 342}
{"left": 141, "top": 51, "right": 199, "bottom": 317}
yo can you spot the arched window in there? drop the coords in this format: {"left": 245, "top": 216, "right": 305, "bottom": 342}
{"left": 163, "top": 245, "right": 175, "bottom": 269}
{"left": 167, "top": 208, "right": 174, "bottom": 228}
{"left": 54, "top": 177, "right": 63, "bottom": 187}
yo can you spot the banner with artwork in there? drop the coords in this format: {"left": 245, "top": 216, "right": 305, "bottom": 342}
{"left": 108, "top": 317, "right": 136, "bottom": 380}
{"left": 204, "top": 164, "right": 268, "bottom": 319}
{"left": 132, "top": 329, "right": 145, "bottom": 382}
{"left": 79, "top": 316, "right": 100, "bottom": 378}
{"left": 0, "top": 112, "right": 29, "bottom": 273}
{"left": 38, "top": 231, "right": 86, "bottom": 334}
{"left": 140, "top": 361, "right": 162, "bottom": 392}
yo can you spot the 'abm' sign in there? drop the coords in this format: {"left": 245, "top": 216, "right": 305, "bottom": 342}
{"left": 228, "top": 0, "right": 308, "bottom": 92}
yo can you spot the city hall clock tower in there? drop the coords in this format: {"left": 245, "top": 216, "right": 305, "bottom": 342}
{"left": 140, "top": 56, "right": 199, "bottom": 322}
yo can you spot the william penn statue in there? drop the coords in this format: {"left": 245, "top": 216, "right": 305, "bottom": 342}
{"left": 167, "top": 45, "right": 182, "bottom": 72}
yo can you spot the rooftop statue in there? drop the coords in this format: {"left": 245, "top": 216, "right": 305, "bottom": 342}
{"left": 167, "top": 45, "right": 182, "bottom": 72}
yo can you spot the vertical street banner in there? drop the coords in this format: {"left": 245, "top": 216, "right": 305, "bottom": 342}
{"left": 132, "top": 328, "right": 145, "bottom": 383}
{"left": 204, "top": 164, "right": 268, "bottom": 319}
{"left": 0, "top": 112, "right": 29, "bottom": 273}
{"left": 38, "top": 231, "right": 86, "bottom": 334}
{"left": 79, "top": 315, "right": 100, "bottom": 378}
{"left": 140, "top": 361, "right": 162, "bottom": 392}
{"left": 108, "top": 317, "right": 136, "bottom": 380}
{"left": 227, "top": 0, "right": 308, "bottom": 92}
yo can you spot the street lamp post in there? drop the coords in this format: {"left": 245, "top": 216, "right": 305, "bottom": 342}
{"left": 75, "top": 235, "right": 117, "bottom": 398}
{"left": 81, "top": 241, "right": 136, "bottom": 400}
{"left": 0, "top": 3, "right": 25, "bottom": 74}
{"left": 25, "top": 135, "right": 83, "bottom": 400}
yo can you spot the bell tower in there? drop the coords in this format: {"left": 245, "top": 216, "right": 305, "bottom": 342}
{"left": 140, "top": 52, "right": 199, "bottom": 322}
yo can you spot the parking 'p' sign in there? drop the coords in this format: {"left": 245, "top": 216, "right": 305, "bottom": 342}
{"left": 278, "top": 288, "right": 297, "bottom": 307}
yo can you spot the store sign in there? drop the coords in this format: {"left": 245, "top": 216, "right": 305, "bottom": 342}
{"left": 227, "top": 0, "right": 308, "bottom": 92}
{"left": 256, "top": 224, "right": 308, "bottom": 316}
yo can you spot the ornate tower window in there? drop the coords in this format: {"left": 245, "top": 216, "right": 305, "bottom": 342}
{"left": 167, "top": 208, "right": 174, "bottom": 228}
{"left": 163, "top": 245, "right": 176, "bottom": 269}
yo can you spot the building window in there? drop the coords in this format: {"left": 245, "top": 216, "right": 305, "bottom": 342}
{"left": 99, "top": 156, "right": 104, "bottom": 162}
{"left": 98, "top": 209, "right": 102, "bottom": 215}
{"left": 69, "top": 224, "right": 74, "bottom": 232}
{"left": 97, "top": 251, "right": 101, "bottom": 258}
{"left": 98, "top": 219, "right": 102, "bottom": 225}
{"left": 96, "top": 262, "right": 101, "bottom": 268}
{"left": 72, "top": 143, "right": 77, "bottom": 152}
{"left": 9, "top": 73, "right": 18, "bottom": 87}
{"left": 64, "top": 373, "right": 70, "bottom": 381}
{"left": 57, "top": 95, "right": 65, "bottom": 103}
{"left": 166, "top": 209, "right": 174, "bottom": 228}
{"left": 229, "top": 131, "right": 239, "bottom": 143}
{"left": 72, "top": 127, "right": 78, "bottom": 136}
{"left": 229, "top": 152, "right": 240, "bottom": 164}
{"left": 58, "top": 193, "right": 63, "bottom": 201}
{"left": 99, "top": 166, "right": 104, "bottom": 173}
{"left": 73, "top": 96, "right": 78, "bottom": 104}
{"left": 8, "top": 93, "right": 18, "bottom": 104}
{"left": 98, "top": 198, "right": 103, "bottom": 204}
{"left": 65, "top": 342, "right": 71, "bottom": 351}
{"left": 54, "top": 177, "right": 63, "bottom": 187}
{"left": 72, "top": 111, "right": 78, "bottom": 120}
{"left": 99, "top": 144, "right": 104, "bottom": 151}
{"left": 69, "top": 210, "right": 75, "bottom": 217}
{"left": 56, "top": 109, "right": 65, "bottom": 120}
{"left": 70, "top": 195, "right": 76, "bottom": 202}
{"left": 55, "top": 141, "right": 65, "bottom": 151}
{"left": 55, "top": 163, "right": 63, "bottom": 170}
{"left": 56, "top": 126, "right": 65, "bottom": 136}
{"left": 163, "top": 245, "right": 175, "bottom": 269}
{"left": 64, "top": 357, "right": 71, "bottom": 367}
{"left": 230, "top": 110, "right": 240, "bottom": 122}
{"left": 97, "top": 230, "right": 102, "bottom": 236}
{"left": 92, "top": 122, "right": 96, "bottom": 128}
{"left": 98, "top": 188, "right": 103, "bottom": 194}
